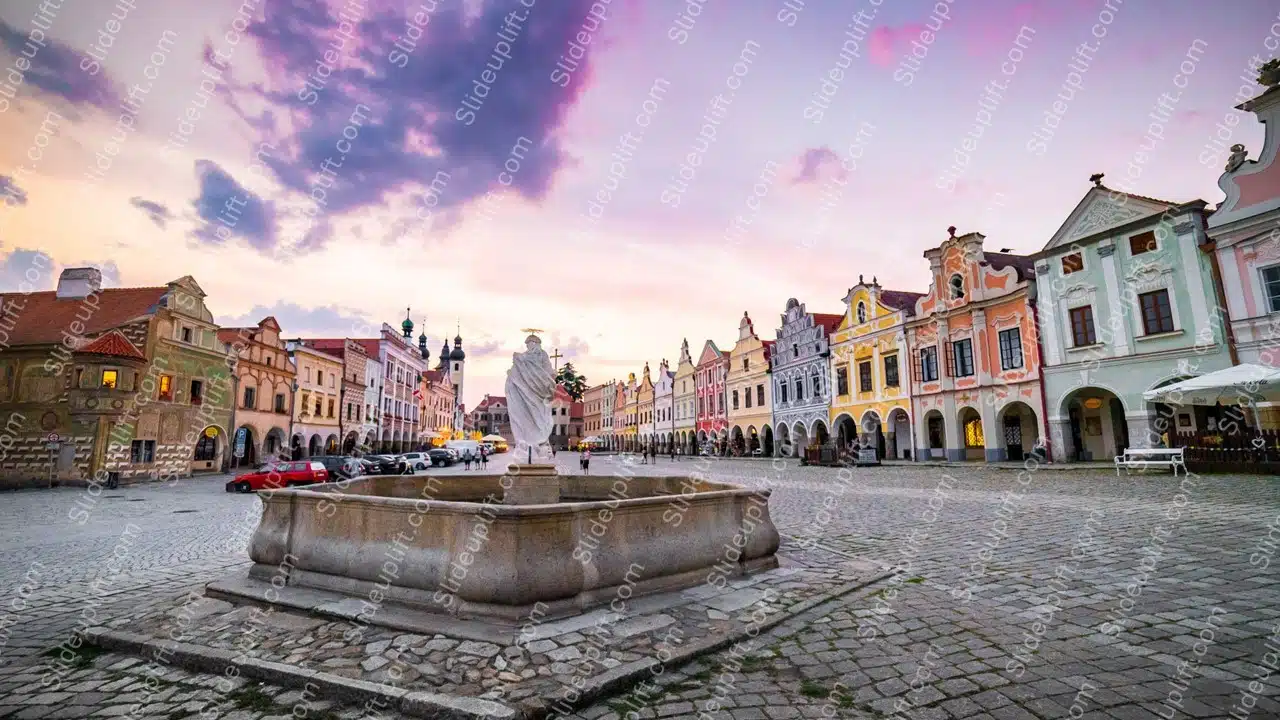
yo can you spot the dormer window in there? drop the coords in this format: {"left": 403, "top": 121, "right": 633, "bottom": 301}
{"left": 181, "top": 327, "right": 193, "bottom": 343}
{"left": 949, "top": 274, "right": 965, "bottom": 299}
{"left": 856, "top": 302, "right": 867, "bottom": 324}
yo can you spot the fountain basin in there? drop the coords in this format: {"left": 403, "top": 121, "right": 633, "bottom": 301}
{"left": 243, "top": 472, "right": 780, "bottom": 622}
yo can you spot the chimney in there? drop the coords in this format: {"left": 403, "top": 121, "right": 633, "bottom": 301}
{"left": 55, "top": 268, "right": 102, "bottom": 299}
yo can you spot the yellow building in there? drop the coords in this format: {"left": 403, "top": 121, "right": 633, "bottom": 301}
{"left": 287, "top": 341, "right": 344, "bottom": 457}
{"left": 637, "top": 364, "right": 655, "bottom": 449}
{"left": 622, "top": 372, "right": 639, "bottom": 451}
{"left": 726, "top": 312, "right": 774, "bottom": 455}
{"left": 829, "top": 278, "right": 923, "bottom": 461}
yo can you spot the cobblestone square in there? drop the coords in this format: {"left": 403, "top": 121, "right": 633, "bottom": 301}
{"left": 0, "top": 458, "right": 1276, "bottom": 719}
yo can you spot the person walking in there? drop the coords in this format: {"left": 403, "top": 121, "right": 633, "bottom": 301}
{"left": 481, "top": 447, "right": 489, "bottom": 469}
{"left": 583, "top": 448, "right": 591, "bottom": 474}
{"left": 463, "top": 449, "right": 473, "bottom": 471}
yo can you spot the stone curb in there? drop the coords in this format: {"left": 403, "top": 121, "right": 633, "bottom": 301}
{"left": 82, "top": 571, "right": 896, "bottom": 720}
{"left": 527, "top": 570, "right": 897, "bottom": 719}
{"left": 81, "top": 627, "right": 518, "bottom": 720}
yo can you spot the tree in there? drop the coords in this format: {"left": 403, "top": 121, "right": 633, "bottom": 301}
{"left": 556, "top": 362, "right": 588, "bottom": 400}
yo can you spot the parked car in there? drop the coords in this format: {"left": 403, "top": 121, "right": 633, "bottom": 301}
{"left": 428, "top": 448, "right": 455, "bottom": 466}
{"left": 310, "top": 455, "right": 367, "bottom": 479}
{"left": 481, "top": 442, "right": 496, "bottom": 455}
{"left": 226, "top": 460, "right": 329, "bottom": 493}
{"left": 400, "top": 452, "right": 432, "bottom": 471}
{"left": 446, "top": 440, "right": 481, "bottom": 460}
{"left": 365, "top": 454, "right": 407, "bottom": 475}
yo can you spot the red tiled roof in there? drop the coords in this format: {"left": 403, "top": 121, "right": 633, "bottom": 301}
{"left": 554, "top": 385, "right": 572, "bottom": 402}
{"left": 570, "top": 401, "right": 584, "bottom": 418}
{"left": 77, "top": 329, "right": 146, "bottom": 360}
{"left": 0, "top": 287, "right": 166, "bottom": 346}
{"left": 813, "top": 313, "right": 843, "bottom": 334}
{"left": 475, "top": 395, "right": 506, "bottom": 409}
{"left": 348, "top": 339, "right": 382, "bottom": 359}
{"left": 424, "top": 369, "right": 446, "bottom": 383}
{"left": 879, "top": 290, "right": 925, "bottom": 314}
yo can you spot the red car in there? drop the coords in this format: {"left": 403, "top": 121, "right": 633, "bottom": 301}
{"left": 226, "top": 460, "right": 329, "bottom": 493}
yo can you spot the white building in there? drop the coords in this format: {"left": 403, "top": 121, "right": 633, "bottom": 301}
{"left": 360, "top": 343, "right": 382, "bottom": 451}
{"left": 654, "top": 358, "right": 675, "bottom": 452}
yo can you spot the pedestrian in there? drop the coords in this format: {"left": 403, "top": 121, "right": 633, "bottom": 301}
{"left": 583, "top": 448, "right": 591, "bottom": 474}
{"left": 481, "top": 447, "right": 489, "bottom": 469}
{"left": 464, "top": 450, "right": 473, "bottom": 471}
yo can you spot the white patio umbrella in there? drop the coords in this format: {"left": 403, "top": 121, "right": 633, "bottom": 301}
{"left": 1142, "top": 363, "right": 1280, "bottom": 406}
{"left": 481, "top": 434, "right": 505, "bottom": 442}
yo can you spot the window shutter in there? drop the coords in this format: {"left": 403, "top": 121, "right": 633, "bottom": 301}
{"left": 912, "top": 351, "right": 922, "bottom": 383}
{"left": 943, "top": 342, "right": 954, "bottom": 378}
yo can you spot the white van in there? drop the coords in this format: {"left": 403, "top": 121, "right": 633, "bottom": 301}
{"left": 446, "top": 440, "right": 481, "bottom": 460}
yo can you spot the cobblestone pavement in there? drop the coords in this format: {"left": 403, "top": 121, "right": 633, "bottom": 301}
{"left": 1, "top": 458, "right": 1278, "bottom": 719}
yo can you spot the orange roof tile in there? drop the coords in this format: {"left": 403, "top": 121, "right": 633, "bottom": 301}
{"left": 1, "top": 287, "right": 166, "bottom": 346}
{"left": 77, "top": 329, "right": 146, "bottom": 360}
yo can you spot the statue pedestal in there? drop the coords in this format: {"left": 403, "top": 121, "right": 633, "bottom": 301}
{"left": 503, "top": 464, "right": 560, "bottom": 505}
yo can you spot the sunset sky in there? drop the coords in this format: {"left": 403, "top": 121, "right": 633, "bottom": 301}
{"left": 0, "top": 0, "right": 1275, "bottom": 407}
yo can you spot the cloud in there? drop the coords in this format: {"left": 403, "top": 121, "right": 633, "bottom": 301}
{"left": 792, "top": 147, "right": 848, "bottom": 185}
{"left": 216, "top": 0, "right": 616, "bottom": 251}
{"left": 868, "top": 24, "right": 923, "bottom": 67}
{"left": 217, "top": 301, "right": 371, "bottom": 336}
{"left": 1174, "top": 110, "right": 1205, "bottom": 126}
{"left": 0, "top": 20, "right": 119, "bottom": 112}
{"left": 129, "top": 197, "right": 173, "bottom": 228}
{"left": 0, "top": 249, "right": 55, "bottom": 291}
{"left": 189, "top": 160, "right": 278, "bottom": 251}
{"left": 467, "top": 340, "right": 504, "bottom": 358}
{"left": 0, "top": 175, "right": 28, "bottom": 207}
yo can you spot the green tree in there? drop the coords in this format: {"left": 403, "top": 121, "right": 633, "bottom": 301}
{"left": 556, "top": 362, "right": 588, "bottom": 400}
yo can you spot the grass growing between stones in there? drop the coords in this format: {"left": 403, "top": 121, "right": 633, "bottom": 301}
{"left": 229, "top": 684, "right": 275, "bottom": 712}
{"left": 799, "top": 680, "right": 827, "bottom": 698}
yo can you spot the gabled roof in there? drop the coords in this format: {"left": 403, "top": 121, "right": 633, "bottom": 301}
{"left": 350, "top": 339, "right": 382, "bottom": 359}
{"left": 554, "top": 385, "right": 573, "bottom": 402}
{"left": 475, "top": 395, "right": 506, "bottom": 410}
{"left": 424, "top": 369, "right": 446, "bottom": 383}
{"left": 1043, "top": 183, "right": 1185, "bottom": 250}
{"left": 878, "top": 290, "right": 925, "bottom": 314}
{"left": 0, "top": 286, "right": 166, "bottom": 346}
{"left": 813, "top": 313, "right": 843, "bottom": 335}
{"left": 696, "top": 340, "right": 723, "bottom": 366}
{"left": 77, "top": 329, "right": 146, "bottom": 360}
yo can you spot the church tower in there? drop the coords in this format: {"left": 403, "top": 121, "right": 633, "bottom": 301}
{"left": 450, "top": 327, "right": 466, "bottom": 429}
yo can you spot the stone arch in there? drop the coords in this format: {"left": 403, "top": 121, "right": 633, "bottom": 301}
{"left": 921, "top": 409, "right": 945, "bottom": 460}
{"left": 192, "top": 424, "right": 227, "bottom": 470}
{"left": 995, "top": 400, "right": 1040, "bottom": 462}
{"left": 859, "top": 410, "right": 885, "bottom": 460}
{"left": 957, "top": 406, "right": 985, "bottom": 461}
{"left": 325, "top": 433, "right": 339, "bottom": 454}
{"left": 886, "top": 408, "right": 911, "bottom": 461}
{"left": 761, "top": 424, "right": 773, "bottom": 457}
{"left": 731, "top": 425, "right": 745, "bottom": 455}
{"left": 1058, "top": 386, "right": 1129, "bottom": 463}
{"left": 291, "top": 433, "right": 305, "bottom": 460}
{"left": 791, "top": 421, "right": 809, "bottom": 455}
{"left": 307, "top": 433, "right": 322, "bottom": 457}
{"left": 833, "top": 412, "right": 857, "bottom": 447}
{"left": 234, "top": 425, "right": 257, "bottom": 468}
{"left": 343, "top": 431, "right": 358, "bottom": 454}
{"left": 812, "top": 419, "right": 829, "bottom": 445}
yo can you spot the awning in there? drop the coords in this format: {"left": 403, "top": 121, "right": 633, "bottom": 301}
{"left": 481, "top": 434, "right": 505, "bottom": 442}
{"left": 1142, "top": 363, "right": 1280, "bottom": 405}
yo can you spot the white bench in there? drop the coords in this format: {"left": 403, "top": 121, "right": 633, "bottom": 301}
{"left": 1114, "top": 447, "right": 1185, "bottom": 476}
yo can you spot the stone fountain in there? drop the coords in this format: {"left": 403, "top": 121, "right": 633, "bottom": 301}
{"left": 211, "top": 335, "right": 780, "bottom": 627}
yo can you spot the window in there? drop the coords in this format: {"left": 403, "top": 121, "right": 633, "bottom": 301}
{"left": 1265, "top": 266, "right": 1280, "bottom": 312}
{"left": 1069, "top": 306, "right": 1097, "bottom": 347}
{"left": 856, "top": 302, "right": 867, "bottom": 323}
{"left": 744, "top": 389, "right": 752, "bottom": 408}
{"left": 952, "top": 339, "right": 974, "bottom": 377}
{"left": 1139, "top": 289, "right": 1175, "bottom": 335}
{"left": 858, "top": 361, "right": 873, "bottom": 392}
{"left": 757, "top": 385, "right": 764, "bottom": 406}
{"left": 130, "top": 439, "right": 155, "bottom": 464}
{"left": 1129, "top": 231, "right": 1157, "bottom": 256}
{"left": 794, "top": 379, "right": 803, "bottom": 401}
{"left": 194, "top": 434, "right": 217, "bottom": 461}
{"left": 949, "top": 274, "right": 965, "bottom": 299}
{"left": 742, "top": 358, "right": 749, "bottom": 371}
{"left": 243, "top": 387, "right": 256, "bottom": 409}
{"left": 1061, "top": 253, "right": 1084, "bottom": 275}
{"left": 884, "top": 355, "right": 899, "bottom": 387}
{"left": 158, "top": 375, "right": 173, "bottom": 401}
{"left": 811, "top": 369, "right": 822, "bottom": 396}
{"left": 275, "top": 394, "right": 286, "bottom": 413}
{"left": 792, "top": 344, "right": 798, "bottom": 358}
{"left": 265, "top": 357, "right": 272, "bottom": 367}
{"left": 181, "top": 327, "right": 192, "bottom": 343}
{"left": 998, "top": 328, "right": 1024, "bottom": 370}
{"left": 101, "top": 369, "right": 118, "bottom": 389}
{"left": 347, "top": 403, "right": 353, "bottom": 420}
{"left": 779, "top": 382, "right": 788, "bottom": 403}
{"left": 190, "top": 380, "right": 203, "bottom": 405}
{"left": 964, "top": 418, "right": 985, "bottom": 448}
{"left": 316, "top": 370, "right": 322, "bottom": 386}
{"left": 315, "top": 398, "right": 323, "bottom": 416}
{"left": 920, "top": 347, "right": 938, "bottom": 383}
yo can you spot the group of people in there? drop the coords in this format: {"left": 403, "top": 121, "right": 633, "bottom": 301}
{"left": 460, "top": 445, "right": 490, "bottom": 471}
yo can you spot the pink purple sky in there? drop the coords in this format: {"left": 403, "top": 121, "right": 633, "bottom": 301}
{"left": 0, "top": 0, "right": 1275, "bottom": 407}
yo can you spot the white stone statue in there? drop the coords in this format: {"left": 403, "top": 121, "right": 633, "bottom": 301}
{"left": 505, "top": 334, "right": 556, "bottom": 462}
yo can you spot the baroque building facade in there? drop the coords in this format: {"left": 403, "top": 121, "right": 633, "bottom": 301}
{"left": 637, "top": 364, "right": 655, "bottom": 449}
{"left": 770, "top": 298, "right": 840, "bottom": 457}
{"left": 829, "top": 278, "right": 921, "bottom": 461}
{"left": 1206, "top": 85, "right": 1280, "bottom": 428}
{"left": 725, "top": 312, "right": 774, "bottom": 456}
{"left": 654, "top": 359, "right": 675, "bottom": 452}
{"left": 218, "top": 316, "right": 295, "bottom": 469}
{"left": 694, "top": 340, "right": 729, "bottom": 451}
{"left": 1035, "top": 179, "right": 1232, "bottom": 461}
{"left": 907, "top": 229, "right": 1043, "bottom": 462}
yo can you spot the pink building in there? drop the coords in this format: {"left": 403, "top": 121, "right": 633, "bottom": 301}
{"left": 694, "top": 340, "right": 729, "bottom": 451}
{"left": 1206, "top": 82, "right": 1280, "bottom": 429}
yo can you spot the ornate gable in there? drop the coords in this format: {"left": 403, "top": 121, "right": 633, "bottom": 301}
{"left": 696, "top": 340, "right": 722, "bottom": 366}
{"left": 1045, "top": 185, "right": 1172, "bottom": 249}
